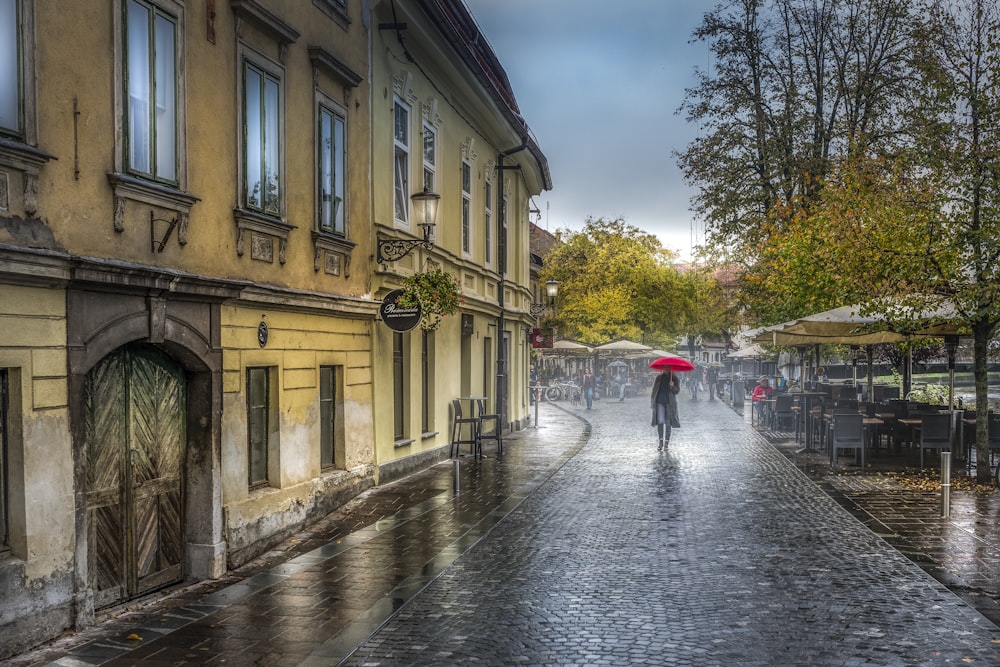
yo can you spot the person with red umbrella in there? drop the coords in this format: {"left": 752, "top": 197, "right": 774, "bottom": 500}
{"left": 649, "top": 357, "right": 685, "bottom": 450}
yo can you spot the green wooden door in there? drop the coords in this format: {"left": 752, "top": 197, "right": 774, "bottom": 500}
{"left": 86, "top": 344, "right": 186, "bottom": 609}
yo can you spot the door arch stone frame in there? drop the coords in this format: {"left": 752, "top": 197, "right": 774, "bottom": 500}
{"left": 66, "top": 276, "right": 233, "bottom": 627}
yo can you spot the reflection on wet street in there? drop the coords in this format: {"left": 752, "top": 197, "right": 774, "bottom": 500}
{"left": 11, "top": 396, "right": 1000, "bottom": 666}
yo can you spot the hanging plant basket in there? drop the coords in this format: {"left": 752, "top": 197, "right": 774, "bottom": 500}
{"left": 396, "top": 269, "right": 463, "bottom": 331}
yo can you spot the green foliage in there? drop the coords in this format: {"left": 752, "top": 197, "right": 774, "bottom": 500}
{"left": 540, "top": 217, "right": 735, "bottom": 347}
{"left": 680, "top": 0, "right": 1000, "bottom": 483}
{"left": 906, "top": 383, "right": 952, "bottom": 407}
{"left": 397, "top": 269, "right": 462, "bottom": 331}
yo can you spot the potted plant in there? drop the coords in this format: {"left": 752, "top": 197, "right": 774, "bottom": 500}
{"left": 397, "top": 268, "right": 463, "bottom": 331}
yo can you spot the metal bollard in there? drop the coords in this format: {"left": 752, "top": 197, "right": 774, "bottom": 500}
{"left": 533, "top": 387, "right": 540, "bottom": 428}
{"left": 454, "top": 458, "right": 461, "bottom": 495}
{"left": 941, "top": 451, "right": 951, "bottom": 518}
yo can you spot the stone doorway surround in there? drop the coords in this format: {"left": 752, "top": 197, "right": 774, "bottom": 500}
{"left": 66, "top": 262, "right": 236, "bottom": 626}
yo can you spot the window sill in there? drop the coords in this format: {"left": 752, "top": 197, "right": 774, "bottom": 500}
{"left": 0, "top": 139, "right": 56, "bottom": 216}
{"left": 0, "top": 138, "right": 55, "bottom": 171}
{"left": 312, "top": 231, "right": 355, "bottom": 276}
{"left": 234, "top": 208, "right": 297, "bottom": 264}
{"left": 311, "top": 0, "right": 351, "bottom": 31}
{"left": 108, "top": 172, "right": 200, "bottom": 241}
{"left": 421, "top": 431, "right": 438, "bottom": 440}
{"left": 393, "top": 438, "right": 415, "bottom": 449}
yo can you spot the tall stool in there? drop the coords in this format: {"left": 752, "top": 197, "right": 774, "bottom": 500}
{"left": 450, "top": 399, "right": 479, "bottom": 457}
{"left": 475, "top": 398, "right": 503, "bottom": 457}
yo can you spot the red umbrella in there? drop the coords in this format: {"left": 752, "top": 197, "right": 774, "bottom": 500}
{"left": 648, "top": 356, "right": 695, "bottom": 372}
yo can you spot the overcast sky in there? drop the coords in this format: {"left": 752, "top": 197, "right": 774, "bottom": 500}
{"left": 462, "top": 0, "right": 712, "bottom": 260}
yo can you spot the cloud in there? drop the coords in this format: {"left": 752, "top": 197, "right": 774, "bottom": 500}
{"left": 464, "top": 0, "right": 711, "bottom": 259}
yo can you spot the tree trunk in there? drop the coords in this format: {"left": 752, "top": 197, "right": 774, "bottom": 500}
{"left": 973, "top": 321, "right": 991, "bottom": 485}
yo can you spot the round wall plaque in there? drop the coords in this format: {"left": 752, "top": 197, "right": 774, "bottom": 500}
{"left": 380, "top": 289, "right": 421, "bottom": 332}
{"left": 257, "top": 321, "right": 268, "bottom": 347}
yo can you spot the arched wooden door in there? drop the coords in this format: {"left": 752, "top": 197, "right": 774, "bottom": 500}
{"left": 85, "top": 343, "right": 186, "bottom": 609}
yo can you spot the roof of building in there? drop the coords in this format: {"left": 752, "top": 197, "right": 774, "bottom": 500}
{"left": 420, "top": 0, "right": 552, "bottom": 192}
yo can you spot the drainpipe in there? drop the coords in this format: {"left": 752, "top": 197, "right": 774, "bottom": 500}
{"left": 495, "top": 144, "right": 527, "bottom": 427}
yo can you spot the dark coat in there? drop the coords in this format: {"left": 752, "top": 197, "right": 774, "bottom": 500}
{"left": 650, "top": 371, "right": 681, "bottom": 427}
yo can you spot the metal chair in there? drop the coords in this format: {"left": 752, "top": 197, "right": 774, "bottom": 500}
{"left": 987, "top": 413, "right": 1000, "bottom": 465}
{"left": 919, "top": 413, "right": 951, "bottom": 468}
{"left": 450, "top": 399, "right": 479, "bottom": 458}
{"left": 829, "top": 413, "right": 865, "bottom": 468}
{"left": 773, "top": 393, "right": 795, "bottom": 431}
{"left": 475, "top": 398, "right": 503, "bottom": 457}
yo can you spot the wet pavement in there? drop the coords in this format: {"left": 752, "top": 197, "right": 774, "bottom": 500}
{"left": 7, "top": 392, "right": 1000, "bottom": 666}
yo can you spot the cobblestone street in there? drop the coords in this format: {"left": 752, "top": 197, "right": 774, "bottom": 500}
{"left": 8, "top": 393, "right": 1000, "bottom": 666}
{"left": 343, "top": 395, "right": 1000, "bottom": 666}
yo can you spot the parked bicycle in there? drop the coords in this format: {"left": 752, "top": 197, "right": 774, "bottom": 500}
{"left": 545, "top": 380, "right": 580, "bottom": 402}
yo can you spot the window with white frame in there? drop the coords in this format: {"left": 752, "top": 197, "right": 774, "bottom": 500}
{"left": 244, "top": 58, "right": 282, "bottom": 216}
{"left": 318, "top": 102, "right": 346, "bottom": 236}
{"left": 125, "top": 0, "right": 178, "bottom": 183}
{"left": 422, "top": 123, "right": 436, "bottom": 192}
{"left": 461, "top": 160, "right": 472, "bottom": 255}
{"left": 393, "top": 99, "right": 410, "bottom": 225}
{"left": 500, "top": 193, "right": 508, "bottom": 274}
{"left": 0, "top": 0, "right": 21, "bottom": 138}
{"left": 484, "top": 178, "right": 493, "bottom": 266}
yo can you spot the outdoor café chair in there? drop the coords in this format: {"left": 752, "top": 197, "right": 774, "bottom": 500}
{"left": 988, "top": 413, "right": 1000, "bottom": 466}
{"left": 450, "top": 399, "right": 480, "bottom": 458}
{"left": 773, "top": 393, "right": 795, "bottom": 431}
{"left": 919, "top": 413, "right": 952, "bottom": 468}
{"left": 475, "top": 398, "right": 503, "bottom": 457}
{"left": 829, "top": 413, "right": 865, "bottom": 468}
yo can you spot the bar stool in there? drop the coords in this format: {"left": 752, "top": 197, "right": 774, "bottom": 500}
{"left": 475, "top": 398, "right": 503, "bottom": 457}
{"left": 450, "top": 399, "right": 479, "bottom": 458}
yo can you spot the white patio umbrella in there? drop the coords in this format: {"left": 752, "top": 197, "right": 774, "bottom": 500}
{"left": 750, "top": 303, "right": 964, "bottom": 399}
{"left": 726, "top": 343, "right": 769, "bottom": 358}
{"left": 551, "top": 339, "right": 592, "bottom": 353}
{"left": 593, "top": 339, "right": 652, "bottom": 355}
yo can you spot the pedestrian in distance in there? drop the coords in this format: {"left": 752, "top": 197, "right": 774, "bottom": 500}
{"left": 582, "top": 367, "right": 596, "bottom": 410}
{"left": 687, "top": 370, "right": 700, "bottom": 400}
{"left": 811, "top": 366, "right": 829, "bottom": 390}
{"left": 650, "top": 369, "right": 681, "bottom": 450}
{"left": 707, "top": 365, "right": 719, "bottom": 400}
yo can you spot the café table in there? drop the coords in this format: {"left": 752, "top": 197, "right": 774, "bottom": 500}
{"left": 862, "top": 417, "right": 885, "bottom": 454}
{"left": 895, "top": 417, "right": 923, "bottom": 449}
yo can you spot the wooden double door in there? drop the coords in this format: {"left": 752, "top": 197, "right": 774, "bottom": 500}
{"left": 85, "top": 344, "right": 186, "bottom": 609}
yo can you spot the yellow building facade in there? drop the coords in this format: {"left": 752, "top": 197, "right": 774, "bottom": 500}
{"left": 0, "top": 0, "right": 380, "bottom": 655}
{"left": 0, "top": 0, "right": 548, "bottom": 657}
{"left": 369, "top": 0, "right": 551, "bottom": 473}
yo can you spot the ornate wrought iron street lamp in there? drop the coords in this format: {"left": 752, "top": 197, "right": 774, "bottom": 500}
{"left": 530, "top": 279, "right": 559, "bottom": 317}
{"left": 376, "top": 187, "right": 441, "bottom": 264}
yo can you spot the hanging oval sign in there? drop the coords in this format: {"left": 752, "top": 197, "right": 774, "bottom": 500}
{"left": 380, "top": 289, "right": 421, "bottom": 332}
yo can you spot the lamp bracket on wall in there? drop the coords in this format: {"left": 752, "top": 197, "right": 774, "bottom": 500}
{"left": 150, "top": 211, "right": 179, "bottom": 253}
{"left": 529, "top": 302, "right": 549, "bottom": 317}
{"left": 376, "top": 232, "right": 432, "bottom": 264}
